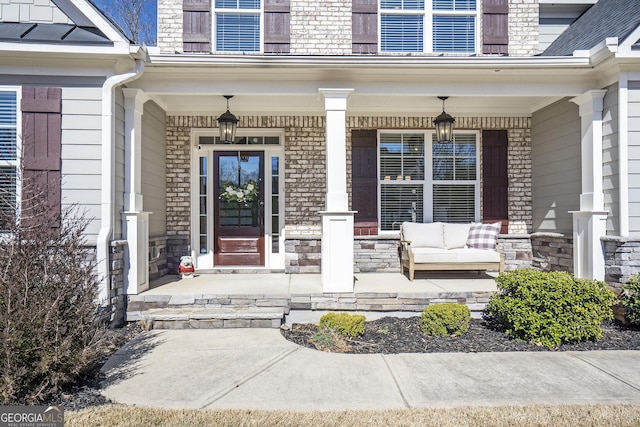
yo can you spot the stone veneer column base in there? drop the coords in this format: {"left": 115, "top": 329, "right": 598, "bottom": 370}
{"left": 603, "top": 236, "right": 640, "bottom": 291}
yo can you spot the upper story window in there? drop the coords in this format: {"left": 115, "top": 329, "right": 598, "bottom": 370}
{"left": 214, "top": 0, "right": 262, "bottom": 53}
{"left": 380, "top": 0, "right": 477, "bottom": 54}
{"left": 0, "top": 89, "right": 19, "bottom": 225}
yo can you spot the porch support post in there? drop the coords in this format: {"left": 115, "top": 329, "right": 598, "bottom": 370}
{"left": 570, "top": 90, "right": 608, "bottom": 280}
{"left": 123, "top": 88, "right": 150, "bottom": 294}
{"left": 319, "top": 88, "right": 355, "bottom": 293}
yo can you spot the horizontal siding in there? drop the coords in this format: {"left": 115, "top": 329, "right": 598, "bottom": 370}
{"left": 141, "top": 101, "right": 167, "bottom": 238}
{"left": 531, "top": 98, "right": 581, "bottom": 234}
{"left": 603, "top": 84, "right": 619, "bottom": 235}
{"left": 61, "top": 87, "right": 102, "bottom": 245}
{"left": 630, "top": 82, "right": 640, "bottom": 237}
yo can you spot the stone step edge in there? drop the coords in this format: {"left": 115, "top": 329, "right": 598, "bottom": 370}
{"left": 136, "top": 307, "right": 285, "bottom": 322}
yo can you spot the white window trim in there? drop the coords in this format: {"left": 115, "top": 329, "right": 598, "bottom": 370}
{"left": 0, "top": 86, "right": 21, "bottom": 223}
{"left": 377, "top": 129, "right": 480, "bottom": 232}
{"left": 212, "top": 1, "right": 264, "bottom": 54}
{"left": 190, "top": 128, "right": 284, "bottom": 269}
{"left": 378, "top": 0, "right": 479, "bottom": 54}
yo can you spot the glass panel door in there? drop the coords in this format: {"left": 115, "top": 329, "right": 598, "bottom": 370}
{"left": 213, "top": 151, "right": 264, "bottom": 266}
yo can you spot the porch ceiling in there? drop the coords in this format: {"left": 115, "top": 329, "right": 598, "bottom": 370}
{"left": 132, "top": 55, "right": 604, "bottom": 117}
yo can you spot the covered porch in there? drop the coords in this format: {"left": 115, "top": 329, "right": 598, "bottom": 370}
{"left": 126, "top": 272, "right": 498, "bottom": 329}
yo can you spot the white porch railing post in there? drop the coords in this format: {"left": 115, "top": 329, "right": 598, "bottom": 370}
{"left": 570, "top": 90, "right": 608, "bottom": 280}
{"left": 123, "top": 88, "right": 150, "bottom": 294}
{"left": 319, "top": 88, "right": 355, "bottom": 293}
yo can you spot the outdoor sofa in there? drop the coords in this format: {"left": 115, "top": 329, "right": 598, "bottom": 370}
{"left": 399, "top": 221, "right": 504, "bottom": 281}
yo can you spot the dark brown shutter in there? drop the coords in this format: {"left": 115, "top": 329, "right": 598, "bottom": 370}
{"left": 483, "top": 0, "right": 508, "bottom": 55}
{"left": 352, "top": 130, "right": 378, "bottom": 235}
{"left": 184, "top": 0, "right": 211, "bottom": 53}
{"left": 21, "top": 86, "right": 62, "bottom": 229}
{"left": 352, "top": 0, "right": 377, "bottom": 54}
{"left": 264, "top": 0, "right": 290, "bottom": 53}
{"left": 482, "top": 130, "right": 508, "bottom": 233}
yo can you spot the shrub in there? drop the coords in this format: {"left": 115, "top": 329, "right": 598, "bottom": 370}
{"left": 484, "top": 269, "right": 616, "bottom": 349}
{"left": 0, "top": 175, "right": 108, "bottom": 404}
{"left": 318, "top": 312, "right": 366, "bottom": 337}
{"left": 420, "top": 303, "right": 470, "bottom": 337}
{"left": 622, "top": 274, "right": 640, "bottom": 326}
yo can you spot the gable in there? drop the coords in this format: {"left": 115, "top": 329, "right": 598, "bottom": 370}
{"left": 542, "top": 0, "right": 640, "bottom": 56}
{"left": 0, "top": 0, "right": 129, "bottom": 46}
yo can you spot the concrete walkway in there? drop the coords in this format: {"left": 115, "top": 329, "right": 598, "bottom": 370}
{"left": 101, "top": 329, "right": 640, "bottom": 410}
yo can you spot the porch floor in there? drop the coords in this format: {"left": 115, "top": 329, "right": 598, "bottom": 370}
{"left": 145, "top": 271, "right": 498, "bottom": 295}
{"left": 127, "top": 272, "right": 498, "bottom": 328}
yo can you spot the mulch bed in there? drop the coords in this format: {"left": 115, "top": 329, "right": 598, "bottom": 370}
{"left": 280, "top": 317, "right": 640, "bottom": 354}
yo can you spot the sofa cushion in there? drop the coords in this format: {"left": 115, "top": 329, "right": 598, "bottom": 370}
{"left": 402, "top": 222, "right": 445, "bottom": 248}
{"left": 412, "top": 247, "right": 457, "bottom": 263}
{"left": 450, "top": 248, "right": 501, "bottom": 263}
{"left": 411, "top": 247, "right": 501, "bottom": 264}
{"left": 466, "top": 222, "right": 502, "bottom": 250}
{"left": 443, "top": 223, "right": 472, "bottom": 249}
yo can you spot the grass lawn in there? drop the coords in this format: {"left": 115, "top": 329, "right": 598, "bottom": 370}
{"left": 67, "top": 404, "right": 640, "bottom": 426}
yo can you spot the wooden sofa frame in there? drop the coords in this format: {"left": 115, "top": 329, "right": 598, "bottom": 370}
{"left": 399, "top": 240, "right": 505, "bottom": 281}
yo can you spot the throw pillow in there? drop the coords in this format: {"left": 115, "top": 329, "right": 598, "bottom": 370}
{"left": 467, "top": 222, "right": 502, "bottom": 250}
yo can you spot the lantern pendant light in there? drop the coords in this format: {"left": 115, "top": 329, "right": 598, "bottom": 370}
{"left": 217, "top": 95, "right": 238, "bottom": 143}
{"left": 434, "top": 96, "right": 455, "bottom": 143}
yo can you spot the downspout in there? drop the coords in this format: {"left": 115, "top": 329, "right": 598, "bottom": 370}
{"left": 96, "top": 58, "right": 145, "bottom": 303}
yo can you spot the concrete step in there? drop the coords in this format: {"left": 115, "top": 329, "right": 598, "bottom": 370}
{"left": 138, "top": 307, "right": 285, "bottom": 329}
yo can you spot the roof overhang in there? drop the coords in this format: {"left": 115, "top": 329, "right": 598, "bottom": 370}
{"left": 133, "top": 53, "right": 603, "bottom": 117}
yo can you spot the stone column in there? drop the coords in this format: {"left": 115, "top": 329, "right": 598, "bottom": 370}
{"left": 570, "top": 90, "right": 608, "bottom": 280}
{"left": 123, "top": 89, "right": 151, "bottom": 294}
{"left": 319, "top": 88, "right": 355, "bottom": 293}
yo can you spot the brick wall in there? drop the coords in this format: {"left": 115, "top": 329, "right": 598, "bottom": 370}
{"left": 290, "top": 0, "right": 352, "bottom": 55}
{"left": 509, "top": 0, "right": 539, "bottom": 56}
{"left": 167, "top": 114, "right": 533, "bottom": 271}
{"left": 157, "top": 0, "right": 183, "bottom": 53}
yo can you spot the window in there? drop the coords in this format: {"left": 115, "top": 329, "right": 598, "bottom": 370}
{"left": 379, "top": 131, "right": 478, "bottom": 230}
{"left": 214, "top": 0, "right": 261, "bottom": 52}
{"left": 380, "top": 0, "right": 477, "bottom": 53}
{"left": 0, "top": 89, "right": 19, "bottom": 224}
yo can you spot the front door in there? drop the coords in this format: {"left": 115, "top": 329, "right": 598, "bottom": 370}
{"left": 214, "top": 151, "right": 265, "bottom": 266}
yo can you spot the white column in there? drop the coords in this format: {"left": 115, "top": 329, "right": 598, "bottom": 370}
{"left": 123, "top": 88, "right": 150, "bottom": 294}
{"left": 319, "top": 88, "right": 355, "bottom": 293}
{"left": 570, "top": 90, "right": 608, "bottom": 280}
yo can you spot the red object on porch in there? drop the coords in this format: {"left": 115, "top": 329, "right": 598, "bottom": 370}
{"left": 178, "top": 264, "right": 195, "bottom": 274}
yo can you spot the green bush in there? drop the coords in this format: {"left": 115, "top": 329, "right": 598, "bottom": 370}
{"left": 484, "top": 269, "right": 616, "bottom": 349}
{"left": 318, "top": 312, "right": 366, "bottom": 337}
{"left": 622, "top": 274, "right": 640, "bottom": 326}
{"left": 420, "top": 303, "right": 470, "bottom": 337}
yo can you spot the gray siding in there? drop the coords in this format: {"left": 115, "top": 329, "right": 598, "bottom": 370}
{"left": 114, "top": 88, "right": 125, "bottom": 240}
{"left": 142, "top": 101, "right": 167, "bottom": 237}
{"left": 603, "top": 84, "right": 619, "bottom": 235}
{"left": 61, "top": 87, "right": 103, "bottom": 244}
{"left": 531, "top": 98, "right": 581, "bottom": 234}
{"left": 630, "top": 81, "right": 640, "bottom": 236}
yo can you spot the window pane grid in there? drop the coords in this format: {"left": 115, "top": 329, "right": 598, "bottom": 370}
{"left": 215, "top": 0, "right": 260, "bottom": 9}
{"left": 380, "top": 1, "right": 476, "bottom": 53}
{"left": 433, "top": 184, "right": 475, "bottom": 223}
{"left": 433, "top": 0, "right": 476, "bottom": 11}
{"left": 0, "top": 92, "right": 17, "bottom": 161}
{"left": 380, "top": 184, "right": 423, "bottom": 231}
{"left": 381, "top": 0, "right": 425, "bottom": 10}
{"left": 433, "top": 15, "right": 475, "bottom": 53}
{"left": 381, "top": 14, "right": 423, "bottom": 52}
{"left": 380, "top": 133, "right": 425, "bottom": 180}
{"left": 216, "top": 13, "right": 260, "bottom": 52}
